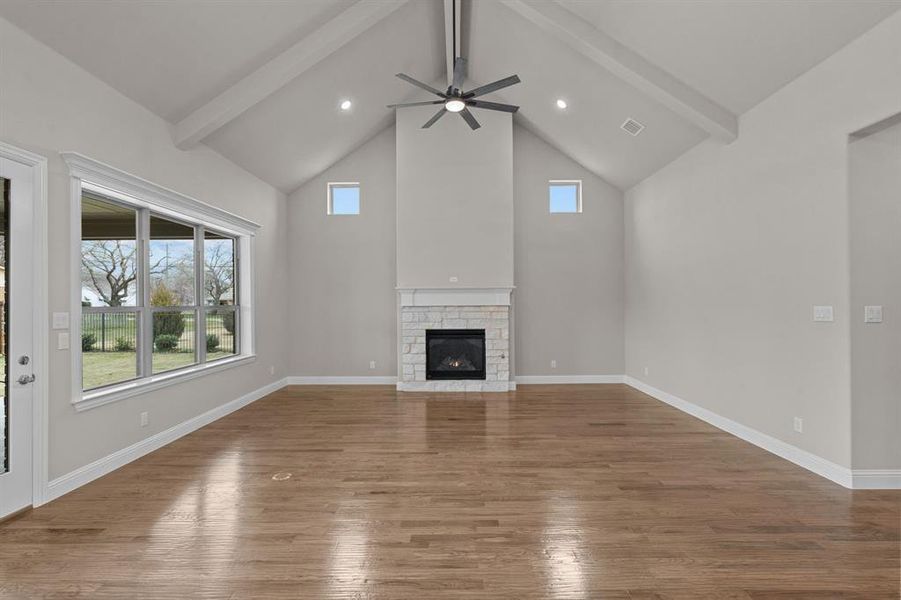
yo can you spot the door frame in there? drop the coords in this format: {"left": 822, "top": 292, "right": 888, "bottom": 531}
{"left": 0, "top": 141, "right": 49, "bottom": 508}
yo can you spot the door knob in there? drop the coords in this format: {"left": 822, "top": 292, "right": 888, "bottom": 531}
{"left": 17, "top": 374, "right": 36, "bottom": 385}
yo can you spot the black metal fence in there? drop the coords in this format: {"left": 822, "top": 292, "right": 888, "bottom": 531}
{"left": 205, "top": 311, "right": 237, "bottom": 355}
{"left": 81, "top": 309, "right": 236, "bottom": 355}
{"left": 82, "top": 311, "right": 139, "bottom": 352}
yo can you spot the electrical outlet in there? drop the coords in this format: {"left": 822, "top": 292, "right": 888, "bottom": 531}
{"left": 369, "top": 360, "right": 376, "bottom": 370}
{"left": 140, "top": 412, "right": 149, "bottom": 427}
{"left": 793, "top": 417, "right": 803, "bottom": 434}
{"left": 643, "top": 366, "right": 649, "bottom": 376}
{"left": 550, "top": 359, "right": 557, "bottom": 369}
{"left": 57, "top": 332, "right": 70, "bottom": 350}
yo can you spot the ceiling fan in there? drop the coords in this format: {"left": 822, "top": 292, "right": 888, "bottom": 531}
{"left": 386, "top": 1, "right": 521, "bottom": 130}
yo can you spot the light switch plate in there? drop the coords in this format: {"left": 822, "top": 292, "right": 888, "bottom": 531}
{"left": 813, "top": 305, "right": 834, "bottom": 322}
{"left": 57, "top": 332, "right": 70, "bottom": 350}
{"left": 864, "top": 305, "right": 883, "bottom": 323}
{"left": 52, "top": 312, "right": 69, "bottom": 330}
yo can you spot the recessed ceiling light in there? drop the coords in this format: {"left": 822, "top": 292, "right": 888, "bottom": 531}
{"left": 556, "top": 99, "right": 568, "bottom": 109}
{"left": 340, "top": 99, "right": 352, "bottom": 111}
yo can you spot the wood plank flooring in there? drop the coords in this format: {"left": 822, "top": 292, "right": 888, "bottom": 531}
{"left": 0, "top": 384, "right": 898, "bottom": 599}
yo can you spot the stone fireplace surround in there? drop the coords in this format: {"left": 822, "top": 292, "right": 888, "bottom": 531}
{"left": 397, "top": 288, "right": 514, "bottom": 392}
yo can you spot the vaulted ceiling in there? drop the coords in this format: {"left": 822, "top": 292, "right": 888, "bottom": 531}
{"left": 2, "top": 0, "right": 899, "bottom": 192}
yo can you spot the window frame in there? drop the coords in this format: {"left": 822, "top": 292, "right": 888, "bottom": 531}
{"left": 64, "top": 152, "right": 258, "bottom": 411}
{"left": 548, "top": 179, "right": 582, "bottom": 214}
{"left": 327, "top": 182, "right": 360, "bottom": 215}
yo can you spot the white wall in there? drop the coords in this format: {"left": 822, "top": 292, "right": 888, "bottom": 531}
{"left": 624, "top": 12, "right": 901, "bottom": 469}
{"left": 396, "top": 108, "right": 514, "bottom": 289}
{"left": 849, "top": 118, "right": 901, "bottom": 470}
{"left": 0, "top": 18, "right": 289, "bottom": 479}
{"left": 287, "top": 127, "right": 397, "bottom": 377}
{"left": 285, "top": 122, "right": 624, "bottom": 379}
{"left": 513, "top": 127, "right": 623, "bottom": 377}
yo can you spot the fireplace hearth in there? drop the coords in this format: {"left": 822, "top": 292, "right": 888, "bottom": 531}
{"left": 426, "top": 329, "right": 486, "bottom": 380}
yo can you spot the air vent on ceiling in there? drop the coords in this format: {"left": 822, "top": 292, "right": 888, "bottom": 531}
{"left": 621, "top": 118, "right": 645, "bottom": 136}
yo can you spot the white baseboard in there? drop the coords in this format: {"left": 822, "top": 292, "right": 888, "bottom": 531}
{"left": 623, "top": 376, "right": 856, "bottom": 489}
{"left": 47, "top": 377, "right": 289, "bottom": 502}
{"left": 516, "top": 375, "right": 625, "bottom": 384}
{"left": 286, "top": 376, "right": 397, "bottom": 385}
{"left": 852, "top": 469, "right": 901, "bottom": 489}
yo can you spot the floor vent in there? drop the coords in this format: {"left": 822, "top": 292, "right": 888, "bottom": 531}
{"left": 621, "top": 118, "right": 645, "bottom": 136}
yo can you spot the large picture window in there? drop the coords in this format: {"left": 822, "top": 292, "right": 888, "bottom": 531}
{"left": 80, "top": 191, "right": 241, "bottom": 393}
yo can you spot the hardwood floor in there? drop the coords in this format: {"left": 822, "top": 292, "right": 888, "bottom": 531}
{"left": 1, "top": 384, "right": 898, "bottom": 598}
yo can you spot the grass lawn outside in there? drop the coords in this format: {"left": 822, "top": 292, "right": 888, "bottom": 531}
{"left": 83, "top": 350, "right": 235, "bottom": 391}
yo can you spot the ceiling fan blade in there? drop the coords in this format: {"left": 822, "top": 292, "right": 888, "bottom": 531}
{"left": 452, "top": 57, "right": 467, "bottom": 90}
{"left": 396, "top": 73, "right": 446, "bottom": 98}
{"left": 422, "top": 108, "right": 448, "bottom": 128}
{"left": 387, "top": 100, "right": 446, "bottom": 109}
{"left": 459, "top": 107, "right": 481, "bottom": 130}
{"left": 464, "top": 74, "right": 521, "bottom": 99}
{"left": 468, "top": 100, "right": 520, "bottom": 113}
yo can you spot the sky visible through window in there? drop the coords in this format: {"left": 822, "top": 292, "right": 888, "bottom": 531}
{"left": 549, "top": 183, "right": 580, "bottom": 213}
{"left": 331, "top": 185, "right": 360, "bottom": 215}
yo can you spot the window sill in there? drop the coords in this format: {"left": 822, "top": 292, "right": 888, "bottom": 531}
{"left": 73, "top": 354, "right": 257, "bottom": 412}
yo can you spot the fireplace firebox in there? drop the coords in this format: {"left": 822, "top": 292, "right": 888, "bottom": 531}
{"left": 425, "top": 329, "right": 486, "bottom": 380}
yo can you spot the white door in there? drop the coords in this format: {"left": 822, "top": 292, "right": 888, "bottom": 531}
{"left": 0, "top": 157, "right": 35, "bottom": 518}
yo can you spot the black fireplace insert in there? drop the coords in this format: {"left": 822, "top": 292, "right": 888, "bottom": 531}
{"left": 425, "top": 329, "right": 486, "bottom": 380}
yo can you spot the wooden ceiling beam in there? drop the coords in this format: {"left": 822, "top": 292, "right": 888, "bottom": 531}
{"left": 500, "top": 0, "right": 738, "bottom": 142}
{"left": 173, "top": 0, "right": 409, "bottom": 149}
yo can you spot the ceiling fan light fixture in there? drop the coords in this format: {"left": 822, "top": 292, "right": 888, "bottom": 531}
{"left": 445, "top": 98, "right": 466, "bottom": 113}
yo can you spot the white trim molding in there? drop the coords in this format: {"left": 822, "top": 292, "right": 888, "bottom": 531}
{"left": 398, "top": 287, "right": 514, "bottom": 307}
{"left": 624, "top": 376, "right": 856, "bottom": 489}
{"left": 851, "top": 470, "right": 901, "bottom": 490}
{"left": 286, "top": 376, "right": 397, "bottom": 385}
{"left": 0, "top": 141, "right": 50, "bottom": 507}
{"left": 48, "top": 378, "right": 288, "bottom": 502}
{"left": 516, "top": 375, "right": 624, "bottom": 384}
{"left": 77, "top": 355, "right": 257, "bottom": 412}
{"left": 60, "top": 152, "right": 260, "bottom": 236}
{"left": 64, "top": 152, "right": 258, "bottom": 410}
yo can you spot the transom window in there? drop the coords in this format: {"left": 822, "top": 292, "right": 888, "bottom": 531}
{"left": 549, "top": 180, "right": 582, "bottom": 213}
{"left": 328, "top": 182, "right": 360, "bottom": 215}
{"left": 80, "top": 191, "right": 240, "bottom": 392}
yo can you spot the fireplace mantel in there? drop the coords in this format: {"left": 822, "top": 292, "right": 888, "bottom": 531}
{"left": 397, "top": 287, "right": 513, "bottom": 307}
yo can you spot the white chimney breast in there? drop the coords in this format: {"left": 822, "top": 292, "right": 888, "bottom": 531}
{"left": 395, "top": 107, "right": 514, "bottom": 290}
